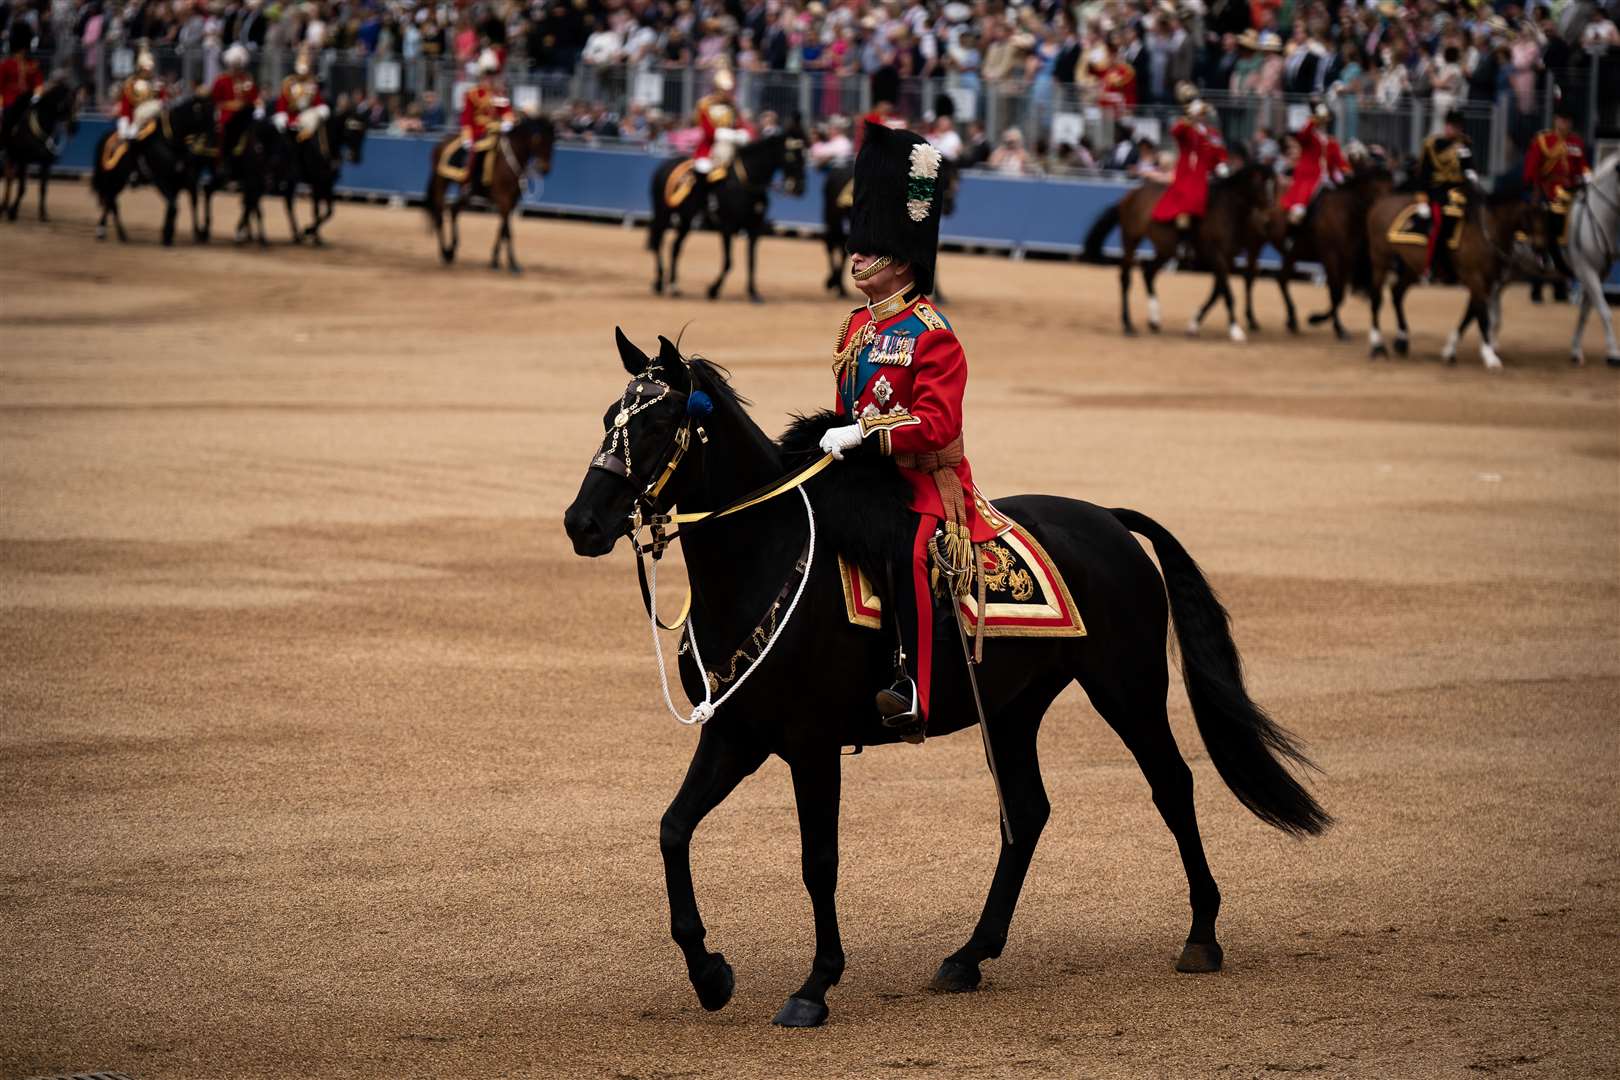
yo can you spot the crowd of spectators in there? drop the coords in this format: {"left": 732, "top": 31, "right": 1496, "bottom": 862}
{"left": 4, "top": 0, "right": 1615, "bottom": 170}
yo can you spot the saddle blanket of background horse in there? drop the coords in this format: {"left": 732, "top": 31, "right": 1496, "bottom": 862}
{"left": 839, "top": 518, "right": 1087, "bottom": 638}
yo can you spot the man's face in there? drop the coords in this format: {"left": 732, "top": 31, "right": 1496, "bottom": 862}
{"left": 1555, "top": 115, "right": 1572, "bottom": 135}
{"left": 849, "top": 252, "right": 915, "bottom": 300}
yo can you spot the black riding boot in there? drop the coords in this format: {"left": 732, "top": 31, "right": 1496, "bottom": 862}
{"left": 876, "top": 534, "right": 940, "bottom": 745}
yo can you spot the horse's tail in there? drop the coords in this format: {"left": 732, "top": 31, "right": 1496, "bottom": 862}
{"left": 1083, "top": 201, "right": 1122, "bottom": 263}
{"left": 1110, "top": 507, "right": 1332, "bottom": 838}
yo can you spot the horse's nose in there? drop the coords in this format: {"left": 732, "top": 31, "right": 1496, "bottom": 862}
{"left": 563, "top": 501, "right": 612, "bottom": 556}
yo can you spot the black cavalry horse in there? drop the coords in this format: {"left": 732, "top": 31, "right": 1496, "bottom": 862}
{"left": 564, "top": 331, "right": 1330, "bottom": 1029}
{"left": 823, "top": 155, "right": 959, "bottom": 298}
{"left": 1, "top": 80, "right": 78, "bottom": 222}
{"left": 277, "top": 104, "right": 368, "bottom": 245}
{"left": 423, "top": 114, "right": 556, "bottom": 273}
{"left": 648, "top": 125, "right": 807, "bottom": 301}
{"left": 92, "top": 113, "right": 186, "bottom": 244}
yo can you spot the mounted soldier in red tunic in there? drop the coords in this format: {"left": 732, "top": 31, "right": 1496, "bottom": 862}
{"left": 817, "top": 121, "right": 1003, "bottom": 742}
{"left": 273, "top": 46, "right": 329, "bottom": 148}
{"left": 455, "top": 48, "right": 515, "bottom": 192}
{"left": 1151, "top": 84, "right": 1229, "bottom": 259}
{"left": 0, "top": 22, "right": 44, "bottom": 146}
{"left": 1523, "top": 101, "right": 1590, "bottom": 291}
{"left": 211, "top": 43, "right": 261, "bottom": 166}
{"left": 1280, "top": 99, "right": 1348, "bottom": 230}
{"left": 692, "top": 65, "right": 751, "bottom": 219}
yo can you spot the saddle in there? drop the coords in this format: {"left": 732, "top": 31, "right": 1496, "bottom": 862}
{"left": 664, "top": 158, "right": 731, "bottom": 209}
{"left": 436, "top": 134, "right": 498, "bottom": 189}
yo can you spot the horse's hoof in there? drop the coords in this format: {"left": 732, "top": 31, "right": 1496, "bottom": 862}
{"left": 1334, "top": 327, "right": 1349, "bottom": 342}
{"left": 771, "top": 996, "right": 829, "bottom": 1028}
{"left": 1228, "top": 325, "right": 1247, "bottom": 343}
{"left": 1369, "top": 346, "right": 1388, "bottom": 360}
{"left": 929, "top": 958, "right": 982, "bottom": 993}
{"left": 1148, "top": 321, "right": 1161, "bottom": 334}
{"left": 1606, "top": 354, "right": 1620, "bottom": 368}
{"left": 96, "top": 226, "right": 106, "bottom": 241}
{"left": 749, "top": 294, "right": 763, "bottom": 305}
{"left": 1175, "top": 940, "right": 1224, "bottom": 974}
{"left": 652, "top": 281, "right": 664, "bottom": 295}
{"left": 1571, "top": 350, "right": 1585, "bottom": 367}
{"left": 706, "top": 286, "right": 721, "bottom": 301}
{"left": 692, "top": 953, "right": 735, "bottom": 1012}
{"left": 1394, "top": 337, "right": 1410, "bottom": 357}
{"left": 1123, "top": 324, "right": 1137, "bottom": 337}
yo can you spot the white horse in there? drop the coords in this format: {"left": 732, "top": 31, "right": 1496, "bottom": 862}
{"left": 1565, "top": 153, "right": 1620, "bottom": 367}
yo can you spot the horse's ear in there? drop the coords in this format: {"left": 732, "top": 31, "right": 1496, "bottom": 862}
{"left": 615, "top": 326, "right": 647, "bottom": 374}
{"left": 656, "top": 336, "right": 691, "bottom": 392}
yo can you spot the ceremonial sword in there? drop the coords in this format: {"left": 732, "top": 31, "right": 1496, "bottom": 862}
{"left": 952, "top": 604, "right": 1015, "bottom": 846}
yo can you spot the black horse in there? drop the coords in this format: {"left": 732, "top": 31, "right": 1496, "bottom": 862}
{"left": 1, "top": 80, "right": 78, "bottom": 222}
{"left": 162, "top": 95, "right": 223, "bottom": 242}
{"left": 564, "top": 331, "right": 1330, "bottom": 1029}
{"left": 277, "top": 104, "right": 367, "bottom": 245}
{"left": 92, "top": 112, "right": 186, "bottom": 244}
{"left": 648, "top": 126, "right": 807, "bottom": 302}
{"left": 823, "top": 156, "right": 959, "bottom": 298}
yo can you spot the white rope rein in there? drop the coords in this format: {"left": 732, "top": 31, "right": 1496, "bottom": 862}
{"left": 647, "top": 486, "right": 816, "bottom": 725}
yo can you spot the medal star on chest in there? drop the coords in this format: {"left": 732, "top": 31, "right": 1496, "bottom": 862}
{"left": 872, "top": 373, "right": 893, "bottom": 406}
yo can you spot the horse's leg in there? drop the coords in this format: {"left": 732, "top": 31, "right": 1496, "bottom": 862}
{"left": 112, "top": 194, "right": 128, "bottom": 243}
{"left": 307, "top": 187, "right": 325, "bottom": 245}
{"left": 668, "top": 213, "right": 692, "bottom": 295}
{"left": 1570, "top": 285, "right": 1593, "bottom": 365}
{"left": 10, "top": 165, "right": 26, "bottom": 221}
{"left": 1489, "top": 285, "right": 1503, "bottom": 354}
{"left": 37, "top": 163, "right": 49, "bottom": 221}
{"left": 503, "top": 209, "right": 521, "bottom": 275}
{"left": 162, "top": 192, "right": 178, "bottom": 247}
{"left": 1477, "top": 292, "right": 1502, "bottom": 370}
{"left": 745, "top": 226, "right": 761, "bottom": 303}
{"left": 1368, "top": 263, "right": 1387, "bottom": 359}
{"left": 1119, "top": 246, "right": 1138, "bottom": 335}
{"left": 1246, "top": 245, "right": 1267, "bottom": 333}
{"left": 1277, "top": 252, "right": 1299, "bottom": 334}
{"left": 284, "top": 186, "right": 302, "bottom": 243}
{"left": 1094, "top": 675, "right": 1224, "bottom": 972}
{"left": 660, "top": 727, "right": 769, "bottom": 1013}
{"left": 707, "top": 229, "right": 733, "bottom": 301}
{"left": 1218, "top": 256, "right": 1245, "bottom": 342}
{"left": 449, "top": 202, "right": 461, "bottom": 262}
{"left": 772, "top": 750, "right": 845, "bottom": 1028}
{"left": 490, "top": 206, "right": 504, "bottom": 269}
{"left": 97, "top": 190, "right": 110, "bottom": 240}
{"left": 187, "top": 181, "right": 200, "bottom": 240}
{"left": 1441, "top": 299, "right": 1474, "bottom": 365}
{"left": 931, "top": 682, "right": 1061, "bottom": 994}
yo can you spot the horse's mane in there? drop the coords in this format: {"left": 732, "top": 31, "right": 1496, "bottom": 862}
{"left": 686, "top": 357, "right": 912, "bottom": 576}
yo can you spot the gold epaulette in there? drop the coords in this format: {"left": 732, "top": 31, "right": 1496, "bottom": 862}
{"left": 914, "top": 303, "right": 947, "bottom": 332}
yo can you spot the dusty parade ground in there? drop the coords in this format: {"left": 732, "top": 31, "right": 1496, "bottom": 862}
{"left": 2, "top": 181, "right": 1618, "bottom": 1079}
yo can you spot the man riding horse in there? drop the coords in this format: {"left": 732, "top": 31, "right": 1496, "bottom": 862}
{"left": 1523, "top": 101, "right": 1590, "bottom": 301}
{"left": 1279, "top": 98, "right": 1348, "bottom": 236}
{"left": 114, "top": 47, "right": 166, "bottom": 149}
{"left": 816, "top": 122, "right": 998, "bottom": 743}
{"left": 692, "top": 65, "right": 749, "bottom": 220}
{"left": 0, "top": 23, "right": 44, "bottom": 146}
{"left": 1152, "top": 83, "right": 1229, "bottom": 262}
{"left": 454, "top": 48, "right": 515, "bottom": 192}
{"left": 1415, "top": 109, "right": 1477, "bottom": 284}
{"left": 211, "top": 43, "right": 262, "bottom": 173}
{"left": 273, "top": 46, "right": 329, "bottom": 149}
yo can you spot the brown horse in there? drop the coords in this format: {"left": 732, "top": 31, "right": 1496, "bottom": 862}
{"left": 1247, "top": 160, "right": 1395, "bottom": 339}
{"left": 1084, "top": 163, "right": 1276, "bottom": 340}
{"left": 424, "top": 114, "right": 556, "bottom": 273}
{"left": 1361, "top": 190, "right": 1524, "bottom": 370}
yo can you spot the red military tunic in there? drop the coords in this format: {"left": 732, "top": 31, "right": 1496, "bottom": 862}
{"left": 275, "top": 73, "right": 324, "bottom": 118}
{"left": 1152, "top": 118, "right": 1228, "bottom": 223}
{"left": 117, "top": 72, "right": 166, "bottom": 128}
{"left": 210, "top": 70, "right": 259, "bottom": 135}
{"left": 0, "top": 54, "right": 43, "bottom": 108}
{"left": 1281, "top": 116, "right": 1346, "bottom": 212}
{"left": 832, "top": 289, "right": 1004, "bottom": 717}
{"left": 1523, "top": 130, "right": 1590, "bottom": 203}
{"left": 459, "top": 83, "right": 513, "bottom": 143}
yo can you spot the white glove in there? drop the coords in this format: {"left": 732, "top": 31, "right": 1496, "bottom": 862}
{"left": 253, "top": 104, "right": 265, "bottom": 120}
{"left": 116, "top": 115, "right": 134, "bottom": 140}
{"left": 818, "top": 424, "right": 864, "bottom": 460}
{"left": 499, "top": 118, "right": 514, "bottom": 132}
{"left": 1214, "top": 161, "right": 1230, "bottom": 178}
{"left": 272, "top": 112, "right": 288, "bottom": 132}
{"left": 1413, "top": 202, "right": 1430, "bottom": 218}
{"left": 1464, "top": 169, "right": 1479, "bottom": 185}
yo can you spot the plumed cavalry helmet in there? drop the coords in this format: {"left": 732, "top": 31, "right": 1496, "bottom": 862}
{"left": 848, "top": 121, "right": 945, "bottom": 295}
{"left": 223, "top": 43, "right": 249, "bottom": 69}
{"left": 477, "top": 47, "right": 501, "bottom": 74}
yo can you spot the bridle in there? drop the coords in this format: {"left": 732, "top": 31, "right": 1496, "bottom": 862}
{"left": 587, "top": 367, "right": 702, "bottom": 551}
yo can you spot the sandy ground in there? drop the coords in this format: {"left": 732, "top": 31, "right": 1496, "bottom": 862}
{"left": 2, "top": 181, "right": 1618, "bottom": 1080}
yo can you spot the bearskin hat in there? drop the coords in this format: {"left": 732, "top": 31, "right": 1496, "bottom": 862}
{"left": 10, "top": 21, "right": 34, "bottom": 54}
{"left": 848, "top": 121, "right": 944, "bottom": 296}
{"left": 871, "top": 65, "right": 900, "bottom": 107}
{"left": 933, "top": 91, "right": 955, "bottom": 120}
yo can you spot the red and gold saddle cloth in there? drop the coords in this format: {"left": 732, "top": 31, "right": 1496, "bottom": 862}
{"left": 838, "top": 515, "right": 1087, "bottom": 639}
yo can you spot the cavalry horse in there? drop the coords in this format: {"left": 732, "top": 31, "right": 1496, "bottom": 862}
{"left": 1, "top": 80, "right": 78, "bottom": 223}
{"left": 1361, "top": 186, "right": 1525, "bottom": 369}
{"left": 1561, "top": 154, "right": 1620, "bottom": 367}
{"left": 278, "top": 104, "right": 368, "bottom": 245}
{"left": 564, "top": 331, "right": 1330, "bottom": 1029}
{"left": 1247, "top": 160, "right": 1395, "bottom": 339}
{"left": 92, "top": 106, "right": 186, "bottom": 245}
{"left": 423, "top": 114, "right": 555, "bottom": 273}
{"left": 823, "top": 156, "right": 959, "bottom": 298}
{"left": 648, "top": 125, "right": 808, "bottom": 302}
{"left": 1084, "top": 163, "right": 1276, "bottom": 341}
